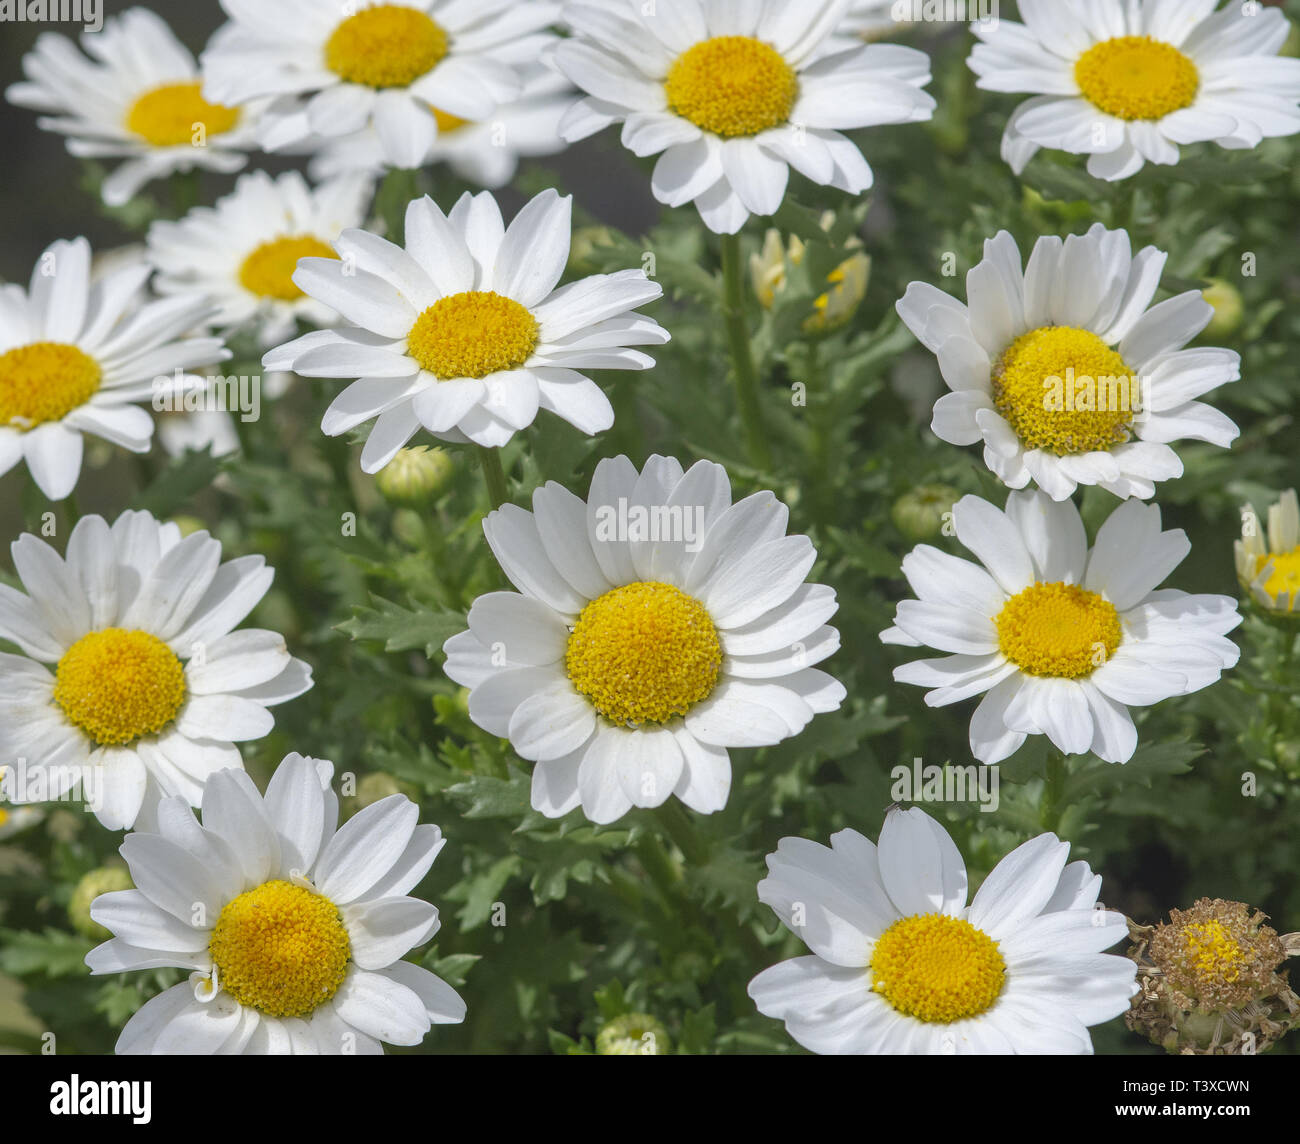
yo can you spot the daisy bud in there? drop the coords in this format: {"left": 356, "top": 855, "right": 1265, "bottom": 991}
{"left": 354, "top": 772, "right": 417, "bottom": 809}
{"left": 749, "top": 224, "right": 870, "bottom": 333}
{"left": 69, "top": 865, "right": 133, "bottom": 941}
{"left": 1202, "top": 279, "right": 1244, "bottom": 340}
{"left": 1126, "top": 899, "right": 1300, "bottom": 1055}
{"left": 891, "top": 483, "right": 960, "bottom": 542}
{"left": 376, "top": 446, "right": 454, "bottom": 505}
{"left": 596, "top": 1013, "right": 671, "bottom": 1056}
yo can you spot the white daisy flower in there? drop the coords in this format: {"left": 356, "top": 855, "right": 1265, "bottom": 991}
{"left": 263, "top": 189, "right": 667, "bottom": 465}
{"left": 882, "top": 490, "right": 1241, "bottom": 765}
{"left": 0, "top": 511, "right": 313, "bottom": 831}
{"left": 1236, "top": 488, "right": 1300, "bottom": 615}
{"left": 443, "top": 455, "right": 846, "bottom": 824}
{"left": 749, "top": 807, "right": 1138, "bottom": 1054}
{"left": 896, "top": 225, "right": 1240, "bottom": 501}
{"left": 308, "top": 66, "right": 576, "bottom": 189}
{"left": 969, "top": 0, "right": 1300, "bottom": 181}
{"left": 146, "top": 170, "right": 374, "bottom": 349}
{"left": 201, "top": 0, "right": 559, "bottom": 170}
{"left": 552, "top": 0, "right": 936, "bottom": 235}
{"left": 5, "top": 7, "right": 259, "bottom": 208}
{"left": 0, "top": 236, "right": 227, "bottom": 502}
{"left": 86, "top": 754, "right": 465, "bottom": 1054}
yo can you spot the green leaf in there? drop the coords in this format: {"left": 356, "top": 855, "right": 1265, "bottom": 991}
{"left": 336, "top": 595, "right": 465, "bottom": 657}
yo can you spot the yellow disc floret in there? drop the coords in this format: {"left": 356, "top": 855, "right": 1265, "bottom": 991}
{"left": 208, "top": 880, "right": 351, "bottom": 1019}
{"left": 1255, "top": 548, "right": 1300, "bottom": 607}
{"left": 1075, "top": 36, "right": 1199, "bottom": 122}
{"left": 869, "top": 913, "right": 1006, "bottom": 1023}
{"left": 996, "top": 581, "right": 1122, "bottom": 678}
{"left": 1179, "top": 920, "right": 1246, "bottom": 985}
{"left": 238, "top": 235, "right": 338, "bottom": 301}
{"left": 665, "top": 36, "right": 798, "bottom": 137}
{"left": 565, "top": 581, "right": 722, "bottom": 726}
{"left": 125, "top": 82, "right": 240, "bottom": 146}
{"left": 993, "top": 326, "right": 1137, "bottom": 456}
{"left": 0, "top": 342, "right": 101, "bottom": 431}
{"left": 326, "top": 4, "right": 448, "bottom": 89}
{"left": 54, "top": 628, "right": 187, "bottom": 746}
{"left": 407, "top": 291, "right": 539, "bottom": 380}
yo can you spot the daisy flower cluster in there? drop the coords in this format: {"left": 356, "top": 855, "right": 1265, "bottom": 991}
{"left": 0, "top": 0, "right": 1296, "bottom": 1066}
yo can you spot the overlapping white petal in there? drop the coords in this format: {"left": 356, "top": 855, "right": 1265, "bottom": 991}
{"left": 5, "top": 7, "right": 261, "bottom": 206}
{"left": 265, "top": 189, "right": 666, "bottom": 460}
{"left": 201, "top": 0, "right": 558, "bottom": 169}
{"left": 87, "top": 755, "right": 464, "bottom": 1054}
{"left": 0, "top": 511, "right": 311, "bottom": 829}
{"left": 897, "top": 225, "right": 1240, "bottom": 501}
{"left": 749, "top": 806, "right": 1137, "bottom": 1053}
{"left": 554, "top": 0, "right": 935, "bottom": 233}
{"left": 883, "top": 489, "right": 1241, "bottom": 764}
{"left": 969, "top": 0, "right": 1300, "bottom": 181}
{"left": 0, "top": 237, "right": 228, "bottom": 501}
{"left": 444, "top": 455, "right": 845, "bottom": 824}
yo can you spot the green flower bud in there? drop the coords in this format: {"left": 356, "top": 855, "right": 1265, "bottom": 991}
{"left": 355, "top": 771, "right": 417, "bottom": 808}
{"left": 376, "top": 446, "right": 454, "bottom": 505}
{"left": 168, "top": 515, "right": 207, "bottom": 538}
{"left": 69, "top": 865, "right": 134, "bottom": 940}
{"left": 892, "top": 484, "right": 960, "bottom": 542}
{"left": 1201, "top": 279, "right": 1243, "bottom": 340}
{"left": 568, "top": 226, "right": 617, "bottom": 273}
{"left": 596, "top": 1012, "right": 672, "bottom": 1055}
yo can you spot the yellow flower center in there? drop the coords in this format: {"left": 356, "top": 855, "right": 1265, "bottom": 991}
{"left": 565, "top": 581, "right": 722, "bottom": 726}
{"left": 125, "top": 81, "right": 240, "bottom": 146}
{"left": 0, "top": 807, "right": 9, "bottom": 828}
{"left": 996, "top": 581, "right": 1122, "bottom": 678}
{"left": 0, "top": 341, "right": 102, "bottom": 431}
{"left": 431, "top": 106, "right": 472, "bottom": 133}
{"left": 993, "top": 326, "right": 1137, "bottom": 456}
{"left": 1255, "top": 548, "right": 1300, "bottom": 607}
{"left": 208, "top": 880, "right": 351, "bottom": 1019}
{"left": 869, "top": 913, "right": 1006, "bottom": 1024}
{"left": 406, "top": 291, "right": 539, "bottom": 380}
{"left": 325, "top": 4, "right": 448, "bottom": 89}
{"left": 665, "top": 35, "right": 798, "bottom": 137}
{"left": 1179, "top": 919, "right": 1246, "bottom": 985}
{"left": 1075, "top": 36, "right": 1199, "bottom": 121}
{"left": 53, "top": 629, "right": 187, "bottom": 747}
{"left": 238, "top": 235, "right": 338, "bottom": 301}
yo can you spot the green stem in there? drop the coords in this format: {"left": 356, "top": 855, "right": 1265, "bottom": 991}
{"left": 653, "top": 800, "right": 708, "bottom": 866}
{"left": 1040, "top": 750, "right": 1068, "bottom": 832}
{"left": 477, "top": 446, "right": 509, "bottom": 511}
{"left": 376, "top": 167, "right": 421, "bottom": 245}
{"left": 719, "top": 232, "right": 771, "bottom": 471}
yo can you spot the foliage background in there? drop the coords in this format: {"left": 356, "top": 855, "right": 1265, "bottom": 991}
{"left": 1, "top": 0, "right": 1298, "bottom": 1054}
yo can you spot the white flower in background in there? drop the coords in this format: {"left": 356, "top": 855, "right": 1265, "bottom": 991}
{"left": 0, "top": 511, "right": 312, "bottom": 830}
{"left": 5, "top": 7, "right": 259, "bottom": 207}
{"left": 0, "top": 236, "right": 227, "bottom": 501}
{"left": 87, "top": 755, "right": 465, "bottom": 1054}
{"left": 444, "top": 455, "right": 845, "bottom": 824}
{"left": 969, "top": 0, "right": 1300, "bottom": 181}
{"left": 749, "top": 807, "right": 1137, "bottom": 1054}
{"left": 896, "top": 225, "right": 1240, "bottom": 501}
{"left": 882, "top": 490, "right": 1241, "bottom": 765}
{"left": 309, "top": 66, "right": 576, "bottom": 189}
{"left": 202, "top": 0, "right": 559, "bottom": 170}
{"left": 553, "top": 0, "right": 935, "bottom": 234}
{"left": 147, "top": 170, "right": 373, "bottom": 348}
{"left": 264, "top": 189, "right": 666, "bottom": 465}
{"left": 1236, "top": 489, "right": 1300, "bottom": 615}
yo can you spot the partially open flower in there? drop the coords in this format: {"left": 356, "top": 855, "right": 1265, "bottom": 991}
{"left": 1126, "top": 898, "right": 1300, "bottom": 1055}
{"left": 750, "top": 217, "right": 870, "bottom": 334}
{"left": 1236, "top": 490, "right": 1300, "bottom": 616}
